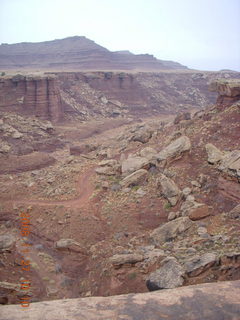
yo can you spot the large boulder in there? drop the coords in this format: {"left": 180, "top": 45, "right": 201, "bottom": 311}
{"left": 1, "top": 281, "right": 240, "bottom": 320}
{"left": 156, "top": 136, "right": 191, "bottom": 161}
{"left": 121, "top": 156, "right": 150, "bottom": 175}
{"left": 150, "top": 217, "right": 194, "bottom": 245}
{"left": 120, "top": 169, "right": 148, "bottom": 187}
{"left": 157, "top": 174, "right": 180, "bottom": 206}
{"left": 130, "top": 126, "right": 153, "bottom": 144}
{"left": 146, "top": 257, "right": 185, "bottom": 290}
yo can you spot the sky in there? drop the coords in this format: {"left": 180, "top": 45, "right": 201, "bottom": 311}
{"left": 0, "top": 0, "right": 239, "bottom": 71}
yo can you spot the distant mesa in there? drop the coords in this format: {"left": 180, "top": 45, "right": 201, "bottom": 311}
{"left": 0, "top": 36, "right": 187, "bottom": 71}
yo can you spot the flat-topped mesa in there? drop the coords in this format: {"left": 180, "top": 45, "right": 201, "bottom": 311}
{"left": 209, "top": 79, "right": 240, "bottom": 106}
{"left": 0, "top": 74, "right": 63, "bottom": 122}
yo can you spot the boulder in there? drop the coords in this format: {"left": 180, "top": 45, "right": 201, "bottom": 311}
{"left": 205, "top": 143, "right": 225, "bottom": 164}
{"left": 55, "top": 239, "right": 86, "bottom": 254}
{"left": 218, "top": 150, "right": 240, "bottom": 180}
{"left": 120, "top": 169, "right": 148, "bottom": 187}
{"left": 110, "top": 253, "right": 144, "bottom": 268}
{"left": 130, "top": 126, "right": 153, "bottom": 144}
{"left": 228, "top": 204, "right": 240, "bottom": 219}
{"left": 185, "top": 253, "right": 217, "bottom": 277}
{"left": 0, "top": 234, "right": 15, "bottom": 252}
{"left": 146, "top": 257, "right": 185, "bottom": 290}
{"left": 174, "top": 112, "right": 191, "bottom": 125}
{"left": 180, "top": 199, "right": 203, "bottom": 216}
{"left": 158, "top": 174, "right": 180, "bottom": 206}
{"left": 150, "top": 217, "right": 194, "bottom": 245}
{"left": 156, "top": 136, "right": 191, "bottom": 161}
{"left": 139, "top": 147, "right": 157, "bottom": 160}
{"left": 121, "top": 156, "right": 150, "bottom": 175}
{"left": 95, "top": 159, "right": 120, "bottom": 176}
{"left": 188, "top": 205, "right": 211, "bottom": 221}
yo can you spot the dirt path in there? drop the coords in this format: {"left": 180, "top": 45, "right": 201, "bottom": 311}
{"left": 13, "top": 166, "right": 96, "bottom": 209}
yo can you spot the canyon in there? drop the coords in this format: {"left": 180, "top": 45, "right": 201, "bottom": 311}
{"left": 0, "top": 37, "right": 240, "bottom": 320}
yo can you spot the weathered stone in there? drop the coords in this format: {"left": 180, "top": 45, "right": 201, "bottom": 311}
{"left": 185, "top": 253, "right": 217, "bottom": 277}
{"left": 120, "top": 169, "right": 148, "bottom": 187}
{"left": 0, "top": 234, "right": 15, "bottom": 252}
{"left": 168, "top": 211, "right": 178, "bottom": 221}
{"left": 146, "top": 257, "right": 185, "bottom": 290}
{"left": 55, "top": 239, "right": 86, "bottom": 254}
{"left": 150, "top": 217, "right": 194, "bottom": 245}
{"left": 182, "top": 187, "right": 192, "bottom": 198}
{"left": 158, "top": 174, "right": 180, "bottom": 206}
{"left": 95, "top": 159, "right": 120, "bottom": 176}
{"left": 209, "top": 79, "right": 240, "bottom": 97}
{"left": 228, "top": 204, "right": 240, "bottom": 219}
{"left": 205, "top": 143, "right": 225, "bottom": 164}
{"left": 139, "top": 147, "right": 157, "bottom": 160}
{"left": 180, "top": 200, "right": 203, "bottom": 216}
{"left": 188, "top": 205, "right": 211, "bottom": 221}
{"left": 121, "top": 156, "right": 150, "bottom": 175}
{"left": 110, "top": 253, "right": 144, "bottom": 268}
{"left": 156, "top": 136, "right": 191, "bottom": 161}
{"left": 1, "top": 281, "right": 240, "bottom": 320}
{"left": 218, "top": 150, "right": 240, "bottom": 180}
{"left": 174, "top": 112, "right": 191, "bottom": 125}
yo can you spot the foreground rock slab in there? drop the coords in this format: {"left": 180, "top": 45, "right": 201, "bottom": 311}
{"left": 1, "top": 281, "right": 240, "bottom": 320}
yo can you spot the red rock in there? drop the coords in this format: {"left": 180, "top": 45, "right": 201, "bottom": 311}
{"left": 189, "top": 205, "right": 211, "bottom": 221}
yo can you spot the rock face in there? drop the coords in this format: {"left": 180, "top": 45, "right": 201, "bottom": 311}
{"left": 205, "top": 143, "right": 225, "bottom": 164}
{"left": 150, "top": 217, "right": 194, "bottom": 245}
{"left": 157, "top": 174, "right": 180, "bottom": 206}
{"left": 146, "top": 257, "right": 185, "bottom": 290}
{"left": 0, "top": 75, "right": 63, "bottom": 122}
{"left": 0, "top": 36, "right": 187, "bottom": 71}
{"left": 1, "top": 281, "right": 240, "bottom": 320}
{"left": 156, "top": 136, "right": 191, "bottom": 161}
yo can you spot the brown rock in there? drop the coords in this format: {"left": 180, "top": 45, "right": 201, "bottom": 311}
{"left": 189, "top": 205, "right": 211, "bottom": 221}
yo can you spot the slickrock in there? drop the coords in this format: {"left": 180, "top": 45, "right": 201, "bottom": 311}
{"left": 1, "top": 281, "right": 240, "bottom": 320}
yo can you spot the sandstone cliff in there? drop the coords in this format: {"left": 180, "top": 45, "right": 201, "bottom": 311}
{"left": 0, "top": 75, "right": 63, "bottom": 122}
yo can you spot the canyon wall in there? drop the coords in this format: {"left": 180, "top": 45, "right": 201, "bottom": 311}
{"left": 55, "top": 71, "right": 240, "bottom": 119}
{"left": 0, "top": 75, "right": 63, "bottom": 122}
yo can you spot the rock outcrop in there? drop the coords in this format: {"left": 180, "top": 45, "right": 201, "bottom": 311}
{"left": 209, "top": 79, "right": 240, "bottom": 105}
{"left": 0, "top": 75, "right": 63, "bottom": 122}
{"left": 1, "top": 281, "right": 240, "bottom": 320}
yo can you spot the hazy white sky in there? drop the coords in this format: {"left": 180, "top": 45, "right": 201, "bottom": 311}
{"left": 0, "top": 0, "right": 239, "bottom": 71}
